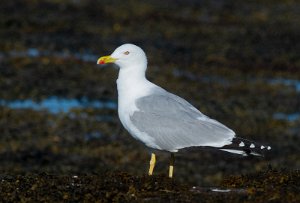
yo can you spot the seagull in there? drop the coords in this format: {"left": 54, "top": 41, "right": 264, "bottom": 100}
{"left": 97, "top": 44, "right": 271, "bottom": 178}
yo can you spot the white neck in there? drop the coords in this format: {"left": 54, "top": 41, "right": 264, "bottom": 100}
{"left": 116, "top": 65, "right": 153, "bottom": 102}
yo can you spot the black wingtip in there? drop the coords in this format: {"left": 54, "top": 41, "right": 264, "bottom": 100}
{"left": 220, "top": 137, "right": 271, "bottom": 157}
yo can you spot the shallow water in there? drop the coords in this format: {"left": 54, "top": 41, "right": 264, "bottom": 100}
{"left": 0, "top": 96, "right": 117, "bottom": 113}
{"left": 269, "top": 78, "right": 300, "bottom": 93}
{"left": 273, "top": 112, "right": 300, "bottom": 122}
{"left": 173, "top": 69, "right": 300, "bottom": 93}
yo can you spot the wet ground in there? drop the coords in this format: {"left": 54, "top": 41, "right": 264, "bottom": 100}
{"left": 0, "top": 169, "right": 299, "bottom": 202}
{"left": 0, "top": 0, "right": 299, "bottom": 202}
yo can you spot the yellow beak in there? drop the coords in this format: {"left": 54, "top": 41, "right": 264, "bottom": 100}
{"left": 97, "top": 55, "right": 117, "bottom": 64}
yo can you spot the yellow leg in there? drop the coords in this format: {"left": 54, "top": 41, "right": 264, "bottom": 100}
{"left": 148, "top": 153, "right": 156, "bottom": 176}
{"left": 168, "top": 153, "right": 175, "bottom": 178}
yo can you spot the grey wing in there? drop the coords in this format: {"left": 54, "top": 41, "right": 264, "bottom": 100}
{"left": 130, "top": 91, "right": 235, "bottom": 152}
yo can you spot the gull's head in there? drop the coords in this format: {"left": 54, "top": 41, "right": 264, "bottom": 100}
{"left": 97, "top": 44, "right": 147, "bottom": 70}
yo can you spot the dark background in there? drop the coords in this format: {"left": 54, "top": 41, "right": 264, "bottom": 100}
{"left": 0, "top": 0, "right": 299, "bottom": 186}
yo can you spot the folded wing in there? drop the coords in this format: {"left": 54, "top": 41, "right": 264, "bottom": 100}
{"left": 130, "top": 90, "right": 235, "bottom": 152}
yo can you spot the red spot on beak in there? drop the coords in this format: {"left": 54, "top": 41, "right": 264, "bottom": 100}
{"left": 99, "top": 60, "right": 105, "bottom": 64}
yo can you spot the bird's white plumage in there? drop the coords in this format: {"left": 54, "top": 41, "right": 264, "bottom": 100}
{"left": 114, "top": 44, "right": 164, "bottom": 149}
{"left": 107, "top": 44, "right": 236, "bottom": 152}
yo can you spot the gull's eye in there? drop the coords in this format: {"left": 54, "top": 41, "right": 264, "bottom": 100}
{"left": 124, "top": 51, "right": 130, "bottom": 55}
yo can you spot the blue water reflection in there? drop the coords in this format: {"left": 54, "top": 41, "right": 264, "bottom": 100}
{"left": 269, "top": 78, "right": 300, "bottom": 93}
{"left": 273, "top": 112, "right": 300, "bottom": 122}
{"left": 173, "top": 69, "right": 300, "bottom": 93}
{"left": 0, "top": 97, "right": 117, "bottom": 113}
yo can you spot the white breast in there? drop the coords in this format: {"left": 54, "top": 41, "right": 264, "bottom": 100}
{"left": 116, "top": 74, "right": 162, "bottom": 150}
